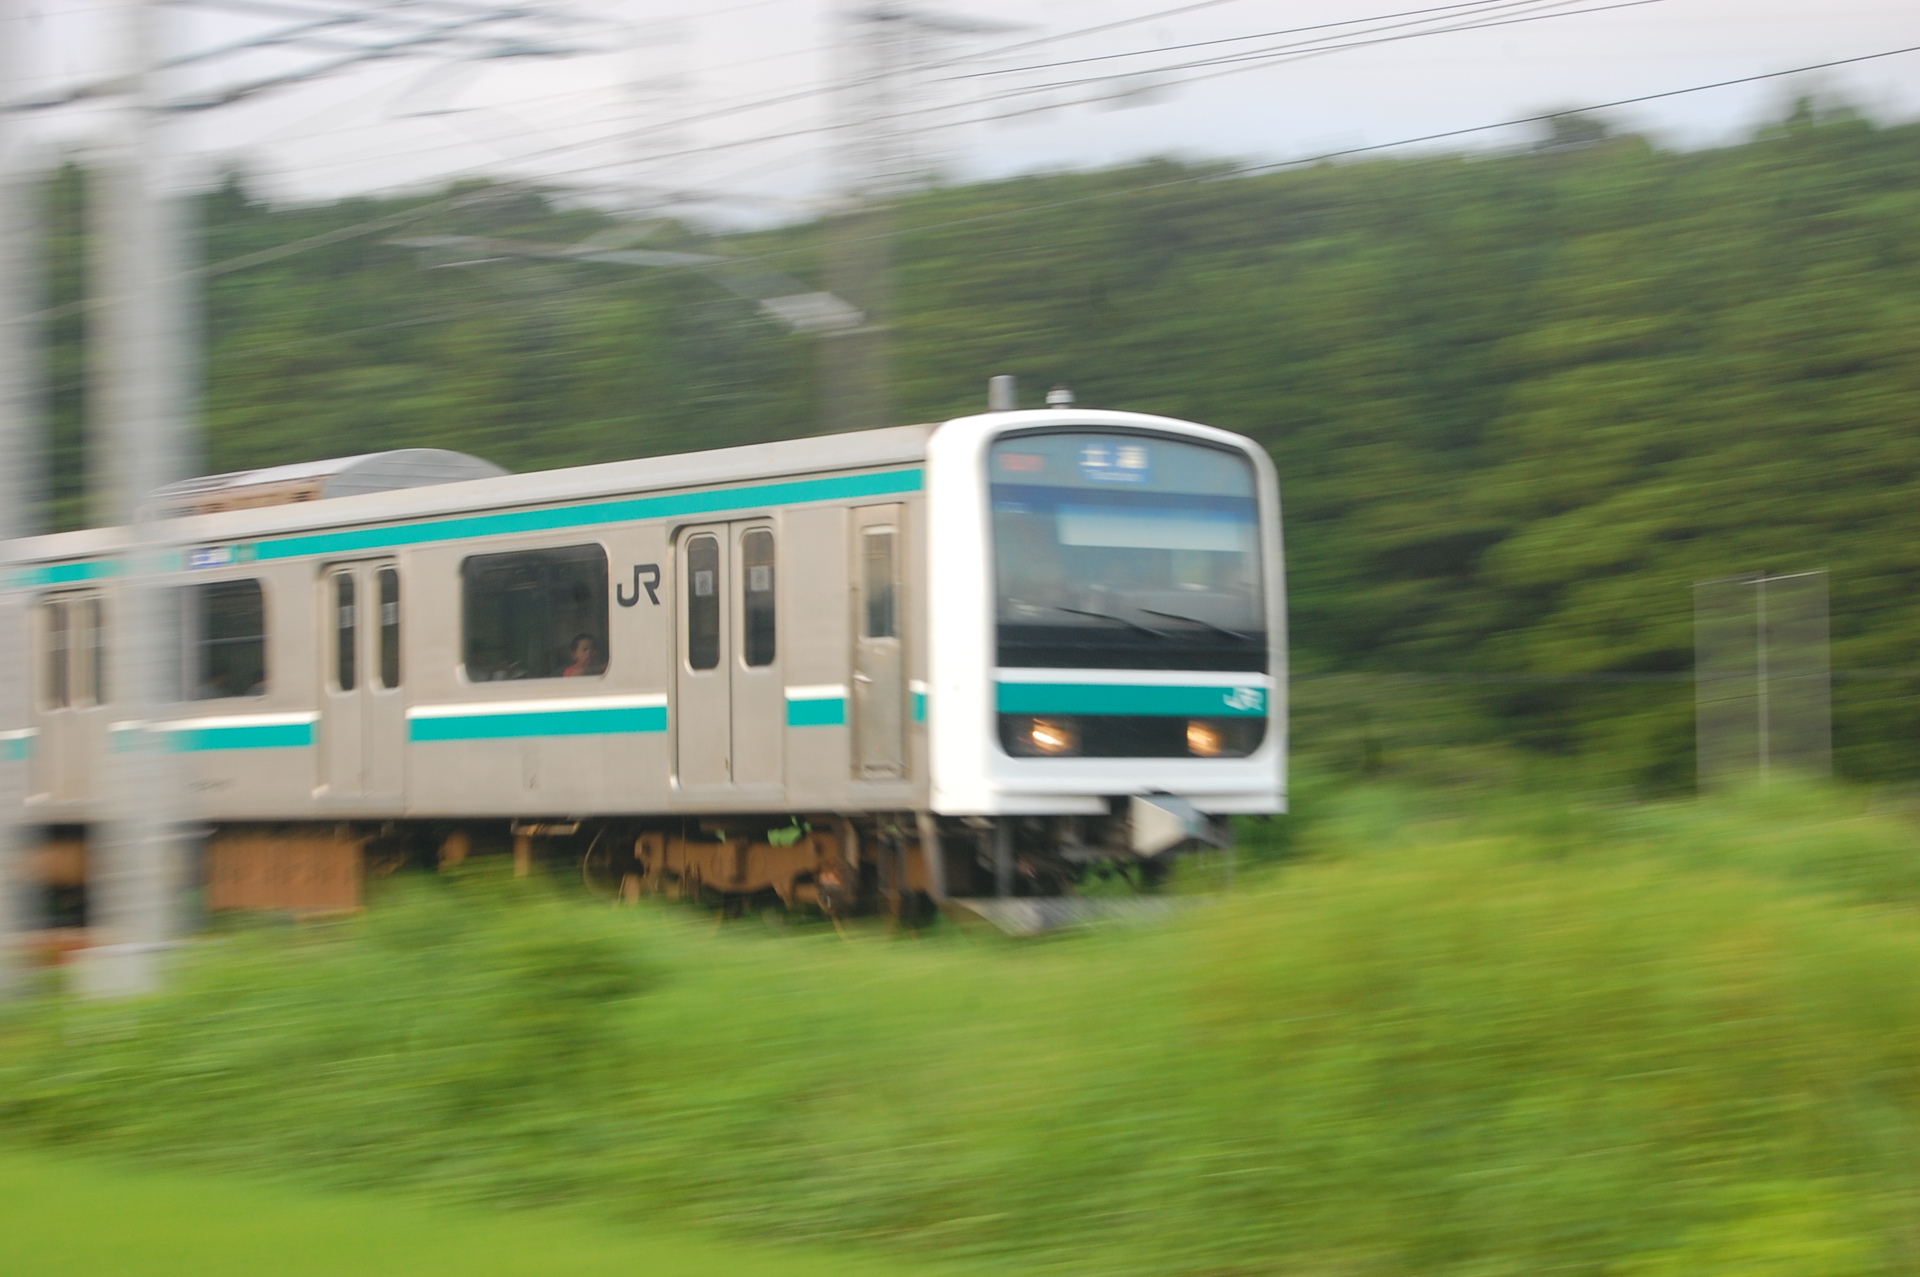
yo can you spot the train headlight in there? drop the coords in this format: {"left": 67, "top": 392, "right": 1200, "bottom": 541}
{"left": 1029, "top": 718, "right": 1077, "bottom": 755}
{"left": 1186, "top": 720, "right": 1224, "bottom": 757}
{"left": 1006, "top": 715, "right": 1078, "bottom": 757}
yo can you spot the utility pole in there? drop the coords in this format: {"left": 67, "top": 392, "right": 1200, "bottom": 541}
{"left": 821, "top": 3, "right": 1013, "bottom": 435}
{"left": 72, "top": 0, "right": 192, "bottom": 997}
{"left": 1, "top": 0, "right": 599, "bottom": 995}
{"left": 820, "top": 5, "right": 908, "bottom": 435}
{"left": 0, "top": 0, "right": 35, "bottom": 996}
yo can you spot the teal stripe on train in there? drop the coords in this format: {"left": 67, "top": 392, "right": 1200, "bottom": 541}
{"left": 997, "top": 682, "right": 1268, "bottom": 718}
{"left": 172, "top": 722, "right": 315, "bottom": 751}
{"left": 0, "top": 736, "right": 32, "bottom": 762}
{"left": 256, "top": 469, "right": 922, "bottom": 562}
{"left": 9, "top": 469, "right": 923, "bottom": 586}
{"left": 411, "top": 705, "right": 668, "bottom": 742}
{"left": 10, "top": 559, "right": 122, "bottom": 588}
{"left": 786, "top": 698, "right": 846, "bottom": 728}
{"left": 109, "top": 722, "right": 315, "bottom": 752}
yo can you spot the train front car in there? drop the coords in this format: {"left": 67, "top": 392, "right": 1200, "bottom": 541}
{"left": 925, "top": 409, "right": 1285, "bottom": 897}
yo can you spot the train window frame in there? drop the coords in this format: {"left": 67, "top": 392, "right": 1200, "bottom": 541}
{"left": 42, "top": 597, "right": 70, "bottom": 710}
{"left": 182, "top": 577, "right": 269, "bottom": 701}
{"left": 861, "top": 527, "right": 897, "bottom": 640}
{"left": 686, "top": 533, "right": 721, "bottom": 672}
{"left": 741, "top": 527, "right": 775, "bottom": 668}
{"left": 331, "top": 570, "right": 357, "bottom": 693}
{"left": 377, "top": 566, "right": 401, "bottom": 690}
{"left": 460, "top": 542, "right": 610, "bottom": 684}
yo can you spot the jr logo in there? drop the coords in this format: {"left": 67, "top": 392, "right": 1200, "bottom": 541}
{"left": 617, "top": 563, "right": 662, "bottom": 607}
{"left": 1223, "top": 686, "right": 1265, "bottom": 712}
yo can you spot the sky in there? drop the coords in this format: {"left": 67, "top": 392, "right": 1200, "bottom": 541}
{"left": 6, "top": 0, "right": 1920, "bottom": 224}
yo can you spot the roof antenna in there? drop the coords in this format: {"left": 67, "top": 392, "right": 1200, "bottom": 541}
{"left": 1046, "top": 383, "right": 1075, "bottom": 409}
{"left": 987, "top": 375, "right": 1016, "bottom": 412}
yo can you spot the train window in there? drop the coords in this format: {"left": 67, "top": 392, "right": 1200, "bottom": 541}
{"left": 742, "top": 529, "right": 775, "bottom": 667}
{"left": 686, "top": 534, "right": 720, "bottom": 671}
{"left": 862, "top": 529, "right": 896, "bottom": 639}
{"left": 333, "top": 572, "right": 356, "bottom": 691}
{"left": 462, "top": 544, "right": 608, "bottom": 681}
{"left": 82, "top": 598, "right": 105, "bottom": 706}
{"left": 44, "top": 600, "right": 69, "bottom": 709}
{"left": 44, "top": 597, "right": 106, "bottom": 708}
{"left": 378, "top": 568, "right": 400, "bottom": 689}
{"left": 185, "top": 579, "right": 267, "bottom": 699}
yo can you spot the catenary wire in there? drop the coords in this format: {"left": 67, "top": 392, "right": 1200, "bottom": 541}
{"left": 159, "top": 41, "right": 1920, "bottom": 360}
{"left": 470, "top": 0, "right": 1650, "bottom": 185}
{"left": 947, "top": 0, "right": 1596, "bottom": 79}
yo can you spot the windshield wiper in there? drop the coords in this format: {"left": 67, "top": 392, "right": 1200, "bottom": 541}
{"left": 1049, "top": 606, "right": 1170, "bottom": 640}
{"left": 1137, "top": 607, "right": 1260, "bottom": 644}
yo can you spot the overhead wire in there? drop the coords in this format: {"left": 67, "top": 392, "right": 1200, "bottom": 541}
{"left": 948, "top": 0, "right": 1593, "bottom": 79}
{"left": 968, "top": 0, "right": 1631, "bottom": 98}
{"left": 178, "top": 41, "right": 1920, "bottom": 363}
{"left": 155, "top": 0, "right": 1672, "bottom": 234}
{"left": 447, "top": 0, "right": 1654, "bottom": 186}
{"left": 956, "top": 0, "right": 1665, "bottom": 125}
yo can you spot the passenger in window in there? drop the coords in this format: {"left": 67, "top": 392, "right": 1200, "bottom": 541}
{"left": 563, "top": 633, "right": 604, "bottom": 678}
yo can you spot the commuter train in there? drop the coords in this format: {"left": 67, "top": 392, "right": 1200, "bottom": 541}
{"left": 3, "top": 399, "right": 1285, "bottom": 922}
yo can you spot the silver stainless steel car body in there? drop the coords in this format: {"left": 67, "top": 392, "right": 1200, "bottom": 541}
{"left": 2, "top": 411, "right": 1284, "bottom": 907}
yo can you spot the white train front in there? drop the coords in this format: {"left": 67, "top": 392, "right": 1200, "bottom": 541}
{"left": 5, "top": 403, "right": 1285, "bottom": 917}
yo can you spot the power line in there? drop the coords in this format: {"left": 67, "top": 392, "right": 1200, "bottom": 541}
{"left": 472, "top": 0, "right": 1642, "bottom": 186}
{"left": 980, "top": 0, "right": 1638, "bottom": 101}
{"left": 231, "top": 1, "right": 1273, "bottom": 184}
{"left": 949, "top": 0, "right": 1586, "bottom": 80}
{"left": 186, "top": 42, "right": 1920, "bottom": 364}
{"left": 31, "top": 23, "right": 1917, "bottom": 325}
{"left": 104, "top": 0, "right": 1577, "bottom": 215}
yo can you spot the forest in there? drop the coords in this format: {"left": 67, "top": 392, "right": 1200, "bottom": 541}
{"left": 31, "top": 101, "right": 1920, "bottom": 789}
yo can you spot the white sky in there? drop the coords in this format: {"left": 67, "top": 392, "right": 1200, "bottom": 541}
{"left": 8, "top": 0, "right": 1920, "bottom": 224}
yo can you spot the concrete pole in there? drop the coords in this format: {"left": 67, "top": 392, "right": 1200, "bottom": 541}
{"left": 820, "top": 4, "right": 907, "bottom": 435}
{"left": 72, "top": 0, "right": 191, "bottom": 997}
{"left": 0, "top": 0, "right": 37, "bottom": 996}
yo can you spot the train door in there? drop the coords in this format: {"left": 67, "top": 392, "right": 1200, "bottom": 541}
{"left": 319, "top": 560, "right": 404, "bottom": 804}
{"left": 675, "top": 521, "right": 782, "bottom": 791}
{"left": 29, "top": 592, "right": 106, "bottom": 805}
{"left": 850, "top": 505, "right": 906, "bottom": 779}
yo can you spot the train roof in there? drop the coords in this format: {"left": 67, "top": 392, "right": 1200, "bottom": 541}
{"left": 147, "top": 449, "right": 509, "bottom": 517}
{"left": 4, "top": 423, "right": 937, "bottom": 569}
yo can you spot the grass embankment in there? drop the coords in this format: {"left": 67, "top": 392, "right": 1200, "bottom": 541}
{"left": 6, "top": 780, "right": 1920, "bottom": 1275}
{"left": 0, "top": 1149, "right": 958, "bottom": 1277}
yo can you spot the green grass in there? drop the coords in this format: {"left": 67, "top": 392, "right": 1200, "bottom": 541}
{"left": 0, "top": 1148, "right": 956, "bottom": 1276}
{"left": 7, "top": 778, "right": 1920, "bottom": 1274}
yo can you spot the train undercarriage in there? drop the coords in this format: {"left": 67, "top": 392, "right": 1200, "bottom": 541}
{"left": 16, "top": 804, "right": 1232, "bottom": 938}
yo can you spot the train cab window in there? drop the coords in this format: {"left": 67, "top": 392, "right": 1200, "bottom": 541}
{"left": 185, "top": 579, "right": 267, "bottom": 699}
{"left": 686, "top": 535, "right": 720, "bottom": 671}
{"left": 742, "top": 529, "right": 775, "bottom": 667}
{"left": 862, "top": 529, "right": 897, "bottom": 639}
{"left": 462, "top": 544, "right": 608, "bottom": 681}
{"left": 378, "top": 568, "right": 401, "bottom": 689}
